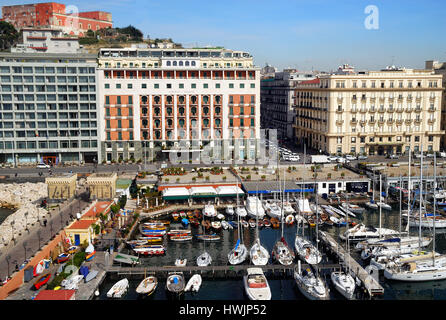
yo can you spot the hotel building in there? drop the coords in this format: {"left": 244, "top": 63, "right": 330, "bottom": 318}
{"left": 293, "top": 68, "right": 444, "bottom": 156}
{"left": 0, "top": 35, "right": 99, "bottom": 165}
{"left": 426, "top": 60, "right": 446, "bottom": 151}
{"left": 97, "top": 46, "right": 261, "bottom": 163}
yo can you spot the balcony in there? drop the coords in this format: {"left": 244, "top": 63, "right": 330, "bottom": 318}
{"left": 387, "top": 119, "right": 394, "bottom": 124}
{"left": 429, "top": 107, "right": 436, "bottom": 112}
{"left": 415, "top": 108, "right": 422, "bottom": 113}
{"left": 350, "top": 119, "right": 357, "bottom": 124}
{"left": 378, "top": 108, "right": 385, "bottom": 113}
{"left": 360, "top": 108, "right": 367, "bottom": 113}
{"left": 369, "top": 119, "right": 376, "bottom": 124}
{"left": 405, "top": 119, "right": 412, "bottom": 124}
{"left": 396, "top": 108, "right": 403, "bottom": 113}
{"left": 351, "top": 108, "right": 357, "bottom": 113}
{"left": 336, "top": 119, "right": 344, "bottom": 125}
{"left": 428, "top": 118, "right": 435, "bottom": 124}
{"left": 396, "top": 119, "right": 403, "bottom": 124}
{"left": 335, "top": 108, "right": 343, "bottom": 113}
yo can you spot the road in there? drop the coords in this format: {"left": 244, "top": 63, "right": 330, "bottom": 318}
{"left": 0, "top": 189, "right": 91, "bottom": 281}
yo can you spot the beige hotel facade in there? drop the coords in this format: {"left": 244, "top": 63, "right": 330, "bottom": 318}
{"left": 293, "top": 68, "right": 444, "bottom": 156}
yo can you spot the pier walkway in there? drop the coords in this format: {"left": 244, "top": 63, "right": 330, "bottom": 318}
{"left": 318, "top": 231, "right": 384, "bottom": 297}
{"left": 106, "top": 262, "right": 341, "bottom": 279}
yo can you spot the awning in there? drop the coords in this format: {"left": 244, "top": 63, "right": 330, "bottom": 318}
{"left": 189, "top": 186, "right": 217, "bottom": 198}
{"left": 162, "top": 187, "right": 190, "bottom": 200}
{"left": 215, "top": 186, "right": 245, "bottom": 197}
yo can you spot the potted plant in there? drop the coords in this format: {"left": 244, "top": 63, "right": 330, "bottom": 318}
{"left": 341, "top": 172, "right": 345, "bottom": 179}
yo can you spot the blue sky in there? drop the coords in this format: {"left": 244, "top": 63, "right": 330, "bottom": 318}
{"left": 2, "top": 0, "right": 446, "bottom": 71}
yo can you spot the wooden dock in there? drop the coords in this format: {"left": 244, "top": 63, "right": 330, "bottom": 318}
{"left": 318, "top": 231, "right": 384, "bottom": 297}
{"left": 106, "top": 263, "right": 341, "bottom": 279}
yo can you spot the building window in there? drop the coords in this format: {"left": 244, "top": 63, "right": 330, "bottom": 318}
{"left": 203, "top": 83, "right": 208, "bottom": 89}
{"left": 240, "top": 83, "right": 245, "bottom": 89}
{"left": 216, "top": 83, "right": 220, "bottom": 89}
{"left": 116, "top": 83, "right": 121, "bottom": 89}
{"left": 105, "top": 83, "right": 110, "bottom": 89}
{"left": 154, "top": 84, "right": 159, "bottom": 89}
{"left": 142, "top": 84, "right": 147, "bottom": 89}
{"left": 229, "top": 83, "right": 234, "bottom": 88}
{"left": 250, "top": 83, "right": 255, "bottom": 88}
{"left": 167, "top": 84, "right": 172, "bottom": 89}
{"left": 127, "top": 83, "right": 132, "bottom": 89}
{"left": 191, "top": 84, "right": 196, "bottom": 89}
{"left": 179, "top": 83, "right": 184, "bottom": 89}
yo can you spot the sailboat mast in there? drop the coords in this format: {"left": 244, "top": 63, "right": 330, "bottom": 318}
{"left": 433, "top": 152, "right": 437, "bottom": 264}
{"left": 281, "top": 169, "right": 285, "bottom": 239}
{"left": 419, "top": 145, "right": 423, "bottom": 251}
{"left": 256, "top": 186, "right": 259, "bottom": 241}
{"left": 379, "top": 174, "right": 382, "bottom": 239}
{"left": 399, "top": 175, "right": 402, "bottom": 236}
{"left": 407, "top": 150, "right": 412, "bottom": 236}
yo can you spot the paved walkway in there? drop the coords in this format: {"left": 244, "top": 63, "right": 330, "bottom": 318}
{"left": 0, "top": 188, "right": 91, "bottom": 281}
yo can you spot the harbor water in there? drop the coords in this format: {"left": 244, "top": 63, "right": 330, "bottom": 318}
{"left": 0, "top": 207, "right": 14, "bottom": 225}
{"left": 95, "top": 205, "right": 446, "bottom": 300}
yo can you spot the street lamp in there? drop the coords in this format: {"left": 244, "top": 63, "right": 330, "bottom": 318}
{"left": 50, "top": 221, "right": 53, "bottom": 239}
{"left": 37, "top": 230, "right": 41, "bottom": 249}
{"left": 5, "top": 254, "right": 11, "bottom": 277}
{"left": 24, "top": 211, "right": 28, "bottom": 232}
{"left": 10, "top": 221, "right": 15, "bottom": 244}
{"left": 23, "top": 241, "right": 27, "bottom": 260}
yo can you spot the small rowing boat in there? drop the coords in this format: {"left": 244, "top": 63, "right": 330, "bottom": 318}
{"left": 136, "top": 276, "right": 158, "bottom": 296}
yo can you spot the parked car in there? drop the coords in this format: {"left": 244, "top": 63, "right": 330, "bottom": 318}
{"left": 36, "top": 163, "right": 50, "bottom": 169}
{"left": 337, "top": 157, "right": 349, "bottom": 164}
{"left": 345, "top": 155, "right": 357, "bottom": 161}
{"left": 387, "top": 154, "right": 399, "bottom": 159}
{"left": 327, "top": 156, "right": 339, "bottom": 162}
{"left": 426, "top": 153, "right": 435, "bottom": 158}
{"left": 289, "top": 155, "right": 300, "bottom": 162}
{"left": 358, "top": 155, "right": 368, "bottom": 160}
{"left": 439, "top": 152, "right": 446, "bottom": 158}
{"left": 414, "top": 154, "right": 422, "bottom": 159}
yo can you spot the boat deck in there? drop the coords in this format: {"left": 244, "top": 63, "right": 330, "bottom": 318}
{"left": 318, "top": 231, "right": 385, "bottom": 297}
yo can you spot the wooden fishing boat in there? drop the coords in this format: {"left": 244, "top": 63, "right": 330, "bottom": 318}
{"left": 257, "top": 220, "right": 264, "bottom": 228}
{"left": 270, "top": 218, "right": 280, "bottom": 229}
{"left": 175, "top": 258, "right": 187, "bottom": 267}
{"left": 211, "top": 221, "right": 222, "bottom": 231}
{"left": 166, "top": 273, "right": 185, "bottom": 297}
{"left": 171, "top": 212, "right": 180, "bottom": 221}
{"left": 136, "top": 276, "right": 158, "bottom": 296}
{"left": 33, "top": 260, "right": 45, "bottom": 277}
{"left": 194, "top": 211, "right": 203, "bottom": 220}
{"left": 142, "top": 224, "right": 166, "bottom": 231}
{"left": 85, "top": 269, "right": 99, "bottom": 283}
{"left": 55, "top": 253, "right": 70, "bottom": 264}
{"left": 189, "top": 217, "right": 200, "bottom": 227}
{"left": 170, "top": 235, "right": 193, "bottom": 241}
{"left": 285, "top": 214, "right": 295, "bottom": 226}
{"left": 140, "top": 229, "right": 166, "bottom": 237}
{"left": 67, "top": 246, "right": 78, "bottom": 254}
{"left": 185, "top": 274, "right": 202, "bottom": 293}
{"left": 186, "top": 211, "right": 194, "bottom": 219}
{"left": 150, "top": 219, "right": 170, "bottom": 226}
{"left": 228, "top": 221, "right": 238, "bottom": 229}
{"left": 263, "top": 218, "right": 271, "bottom": 228}
{"left": 201, "top": 219, "right": 211, "bottom": 230}
{"left": 146, "top": 237, "right": 163, "bottom": 243}
{"left": 107, "top": 278, "right": 129, "bottom": 298}
{"left": 179, "top": 211, "right": 187, "bottom": 218}
{"left": 240, "top": 219, "right": 249, "bottom": 228}
{"left": 167, "top": 229, "right": 191, "bottom": 236}
{"left": 33, "top": 273, "right": 51, "bottom": 290}
{"left": 133, "top": 245, "right": 166, "bottom": 255}
{"left": 86, "top": 250, "right": 96, "bottom": 262}
{"left": 248, "top": 219, "right": 257, "bottom": 228}
{"left": 181, "top": 218, "right": 189, "bottom": 227}
{"left": 195, "top": 234, "right": 221, "bottom": 241}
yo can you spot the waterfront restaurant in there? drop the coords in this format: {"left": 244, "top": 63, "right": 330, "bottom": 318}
{"left": 161, "top": 185, "right": 245, "bottom": 205}
{"left": 241, "top": 181, "right": 310, "bottom": 200}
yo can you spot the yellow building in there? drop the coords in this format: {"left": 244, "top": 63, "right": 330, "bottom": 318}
{"left": 87, "top": 172, "right": 117, "bottom": 200}
{"left": 45, "top": 173, "right": 77, "bottom": 200}
{"left": 65, "top": 219, "right": 98, "bottom": 246}
{"left": 293, "top": 68, "right": 444, "bottom": 156}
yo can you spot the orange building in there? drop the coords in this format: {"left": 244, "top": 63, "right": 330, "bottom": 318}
{"left": 2, "top": 2, "right": 112, "bottom": 36}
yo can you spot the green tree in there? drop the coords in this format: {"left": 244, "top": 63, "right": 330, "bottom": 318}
{"left": 0, "top": 21, "right": 19, "bottom": 51}
{"left": 129, "top": 179, "right": 138, "bottom": 199}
